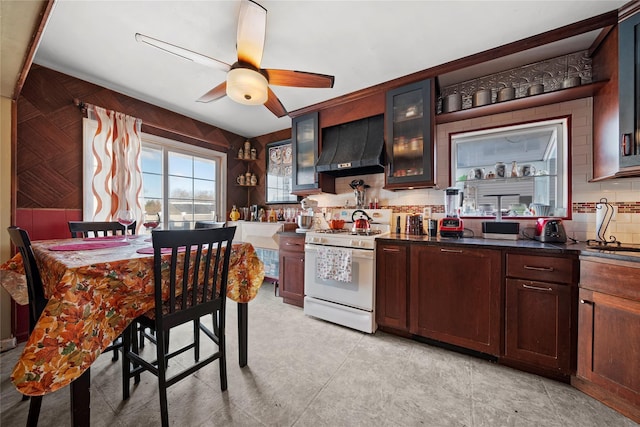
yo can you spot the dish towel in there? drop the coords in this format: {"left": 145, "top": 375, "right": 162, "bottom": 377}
{"left": 316, "top": 247, "right": 352, "bottom": 283}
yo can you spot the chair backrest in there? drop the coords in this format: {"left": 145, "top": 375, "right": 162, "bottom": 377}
{"left": 68, "top": 221, "right": 137, "bottom": 238}
{"left": 194, "top": 221, "right": 226, "bottom": 229}
{"left": 7, "top": 226, "right": 48, "bottom": 332}
{"left": 151, "top": 227, "right": 236, "bottom": 327}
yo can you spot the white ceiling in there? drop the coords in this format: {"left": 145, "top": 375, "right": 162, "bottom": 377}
{"left": 33, "top": 0, "right": 626, "bottom": 138}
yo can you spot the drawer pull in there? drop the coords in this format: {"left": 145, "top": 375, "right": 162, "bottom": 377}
{"left": 580, "top": 299, "right": 593, "bottom": 305}
{"left": 440, "top": 248, "right": 463, "bottom": 253}
{"left": 382, "top": 248, "right": 400, "bottom": 253}
{"left": 523, "top": 265, "right": 554, "bottom": 272}
{"left": 285, "top": 242, "right": 301, "bottom": 246}
{"left": 523, "top": 284, "right": 552, "bottom": 292}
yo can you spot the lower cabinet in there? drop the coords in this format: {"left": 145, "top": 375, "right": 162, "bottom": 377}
{"left": 502, "top": 252, "right": 577, "bottom": 380}
{"left": 278, "top": 234, "right": 305, "bottom": 307}
{"left": 409, "top": 245, "right": 502, "bottom": 356}
{"left": 375, "top": 241, "right": 409, "bottom": 332}
{"left": 574, "top": 257, "right": 640, "bottom": 424}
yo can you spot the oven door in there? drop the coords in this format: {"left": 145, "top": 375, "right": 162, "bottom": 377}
{"left": 304, "top": 244, "right": 375, "bottom": 311}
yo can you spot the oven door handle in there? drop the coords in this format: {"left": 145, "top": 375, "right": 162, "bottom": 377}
{"left": 304, "top": 244, "right": 375, "bottom": 260}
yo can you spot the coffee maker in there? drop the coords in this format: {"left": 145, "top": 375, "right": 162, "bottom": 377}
{"left": 439, "top": 187, "right": 464, "bottom": 238}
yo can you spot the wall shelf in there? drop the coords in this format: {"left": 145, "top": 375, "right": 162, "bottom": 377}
{"left": 435, "top": 81, "right": 607, "bottom": 124}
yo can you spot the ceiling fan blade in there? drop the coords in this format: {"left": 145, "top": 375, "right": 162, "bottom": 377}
{"left": 196, "top": 82, "right": 227, "bottom": 103}
{"left": 135, "top": 33, "right": 231, "bottom": 71}
{"left": 236, "top": 0, "right": 267, "bottom": 68}
{"left": 264, "top": 69, "right": 335, "bottom": 88}
{"left": 264, "top": 87, "right": 287, "bottom": 118}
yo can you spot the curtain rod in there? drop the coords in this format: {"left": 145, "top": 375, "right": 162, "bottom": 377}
{"left": 72, "top": 98, "right": 88, "bottom": 116}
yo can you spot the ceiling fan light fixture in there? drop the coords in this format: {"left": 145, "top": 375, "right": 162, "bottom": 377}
{"left": 226, "top": 67, "right": 268, "bottom": 105}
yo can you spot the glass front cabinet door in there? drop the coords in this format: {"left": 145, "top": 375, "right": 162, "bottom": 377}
{"left": 619, "top": 10, "right": 640, "bottom": 171}
{"left": 385, "top": 79, "right": 435, "bottom": 189}
{"left": 292, "top": 112, "right": 334, "bottom": 195}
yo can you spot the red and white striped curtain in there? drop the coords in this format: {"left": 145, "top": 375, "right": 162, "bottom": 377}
{"left": 87, "top": 105, "right": 143, "bottom": 229}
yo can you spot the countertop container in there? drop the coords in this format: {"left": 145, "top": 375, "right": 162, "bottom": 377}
{"left": 443, "top": 93, "right": 462, "bottom": 113}
{"left": 497, "top": 87, "right": 515, "bottom": 102}
{"left": 527, "top": 84, "right": 544, "bottom": 96}
{"left": 472, "top": 89, "right": 492, "bottom": 107}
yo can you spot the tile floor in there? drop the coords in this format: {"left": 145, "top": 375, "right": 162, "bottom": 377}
{"left": 1, "top": 282, "right": 638, "bottom": 426}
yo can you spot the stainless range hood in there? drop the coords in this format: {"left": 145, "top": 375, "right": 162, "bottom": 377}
{"left": 315, "top": 115, "right": 385, "bottom": 177}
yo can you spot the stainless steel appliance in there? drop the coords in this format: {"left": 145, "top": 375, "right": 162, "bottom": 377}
{"left": 534, "top": 218, "right": 567, "bottom": 242}
{"left": 304, "top": 208, "right": 393, "bottom": 333}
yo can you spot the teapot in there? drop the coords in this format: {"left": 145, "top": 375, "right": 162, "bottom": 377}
{"left": 351, "top": 209, "right": 372, "bottom": 233}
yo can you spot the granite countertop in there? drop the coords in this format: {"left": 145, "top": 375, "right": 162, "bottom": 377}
{"left": 377, "top": 233, "right": 640, "bottom": 263}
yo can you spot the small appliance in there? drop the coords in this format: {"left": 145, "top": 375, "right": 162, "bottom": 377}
{"left": 534, "top": 218, "right": 567, "bottom": 243}
{"left": 439, "top": 187, "right": 464, "bottom": 238}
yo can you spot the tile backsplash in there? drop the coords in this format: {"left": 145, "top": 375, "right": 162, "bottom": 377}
{"left": 310, "top": 98, "right": 640, "bottom": 244}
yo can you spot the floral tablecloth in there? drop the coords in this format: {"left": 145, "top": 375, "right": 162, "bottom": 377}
{"left": 0, "top": 237, "right": 264, "bottom": 396}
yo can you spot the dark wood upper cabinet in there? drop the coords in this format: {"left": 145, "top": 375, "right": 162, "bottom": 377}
{"left": 384, "top": 79, "right": 435, "bottom": 190}
{"left": 291, "top": 112, "right": 335, "bottom": 196}
{"left": 592, "top": 4, "right": 640, "bottom": 180}
{"left": 619, "top": 9, "right": 640, "bottom": 171}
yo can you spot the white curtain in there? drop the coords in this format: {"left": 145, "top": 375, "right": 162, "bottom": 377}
{"left": 86, "top": 105, "right": 143, "bottom": 229}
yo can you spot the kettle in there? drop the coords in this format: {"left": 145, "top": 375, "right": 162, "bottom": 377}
{"left": 351, "top": 209, "right": 372, "bottom": 233}
{"left": 534, "top": 218, "right": 567, "bottom": 243}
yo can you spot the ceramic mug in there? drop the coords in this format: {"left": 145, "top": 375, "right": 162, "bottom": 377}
{"left": 495, "top": 162, "right": 506, "bottom": 178}
{"left": 236, "top": 175, "right": 245, "bottom": 185}
{"left": 520, "top": 164, "right": 536, "bottom": 177}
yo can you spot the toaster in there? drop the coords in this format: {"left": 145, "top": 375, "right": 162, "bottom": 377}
{"left": 534, "top": 218, "right": 567, "bottom": 243}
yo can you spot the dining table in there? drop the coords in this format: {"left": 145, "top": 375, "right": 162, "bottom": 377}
{"left": 0, "top": 233, "right": 265, "bottom": 426}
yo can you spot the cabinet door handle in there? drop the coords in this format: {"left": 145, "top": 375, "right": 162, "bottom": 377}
{"left": 523, "top": 284, "right": 552, "bottom": 292}
{"left": 285, "top": 242, "right": 301, "bottom": 247}
{"left": 580, "top": 299, "right": 593, "bottom": 305}
{"left": 382, "top": 247, "right": 400, "bottom": 253}
{"left": 523, "top": 265, "right": 554, "bottom": 272}
{"left": 440, "top": 248, "right": 463, "bottom": 253}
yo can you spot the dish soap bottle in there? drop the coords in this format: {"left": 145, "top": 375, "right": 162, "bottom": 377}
{"left": 229, "top": 205, "right": 240, "bottom": 221}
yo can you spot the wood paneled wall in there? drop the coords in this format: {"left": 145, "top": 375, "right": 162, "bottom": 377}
{"left": 16, "top": 65, "right": 246, "bottom": 211}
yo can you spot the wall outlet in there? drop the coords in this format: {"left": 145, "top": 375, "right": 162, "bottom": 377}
{"left": 423, "top": 207, "right": 432, "bottom": 219}
{"left": 0, "top": 336, "right": 17, "bottom": 352}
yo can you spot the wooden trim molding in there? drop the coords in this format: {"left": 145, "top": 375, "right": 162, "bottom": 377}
{"left": 13, "top": 0, "right": 54, "bottom": 100}
{"left": 619, "top": 0, "right": 640, "bottom": 22}
{"left": 290, "top": 10, "right": 619, "bottom": 119}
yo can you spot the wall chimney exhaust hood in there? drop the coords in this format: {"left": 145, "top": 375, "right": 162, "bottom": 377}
{"left": 315, "top": 115, "right": 385, "bottom": 177}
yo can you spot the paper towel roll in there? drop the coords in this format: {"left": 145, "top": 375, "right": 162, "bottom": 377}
{"left": 595, "top": 202, "right": 613, "bottom": 241}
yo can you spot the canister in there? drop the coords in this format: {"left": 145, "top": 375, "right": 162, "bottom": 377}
{"left": 442, "top": 93, "right": 462, "bottom": 113}
{"left": 472, "top": 89, "right": 492, "bottom": 107}
{"left": 497, "top": 87, "right": 515, "bottom": 102}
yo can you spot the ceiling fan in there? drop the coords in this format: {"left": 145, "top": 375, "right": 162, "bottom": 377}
{"left": 135, "top": 0, "right": 334, "bottom": 118}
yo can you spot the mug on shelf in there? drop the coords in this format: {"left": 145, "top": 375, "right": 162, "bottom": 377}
{"left": 468, "top": 167, "right": 485, "bottom": 180}
{"left": 236, "top": 175, "right": 245, "bottom": 185}
{"left": 520, "top": 164, "right": 536, "bottom": 177}
{"left": 495, "top": 162, "right": 506, "bottom": 178}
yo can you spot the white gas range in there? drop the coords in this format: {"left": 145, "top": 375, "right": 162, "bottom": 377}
{"left": 303, "top": 209, "right": 393, "bottom": 333}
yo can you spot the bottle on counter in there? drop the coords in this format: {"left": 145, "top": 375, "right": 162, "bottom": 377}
{"left": 230, "top": 205, "right": 240, "bottom": 221}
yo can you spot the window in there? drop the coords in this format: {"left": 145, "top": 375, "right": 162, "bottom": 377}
{"left": 83, "top": 119, "right": 227, "bottom": 229}
{"left": 450, "top": 117, "right": 569, "bottom": 219}
{"left": 142, "top": 136, "right": 226, "bottom": 230}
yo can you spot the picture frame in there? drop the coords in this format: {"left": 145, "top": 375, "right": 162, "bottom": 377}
{"left": 266, "top": 139, "right": 298, "bottom": 204}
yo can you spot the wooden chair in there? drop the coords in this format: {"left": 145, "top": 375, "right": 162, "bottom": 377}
{"left": 122, "top": 227, "right": 236, "bottom": 427}
{"left": 68, "top": 220, "right": 137, "bottom": 238}
{"left": 7, "top": 226, "right": 55, "bottom": 426}
{"left": 194, "top": 221, "right": 226, "bottom": 229}
{"left": 68, "top": 221, "right": 137, "bottom": 361}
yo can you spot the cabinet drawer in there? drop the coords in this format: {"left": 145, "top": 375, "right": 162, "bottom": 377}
{"left": 279, "top": 235, "right": 305, "bottom": 252}
{"left": 506, "top": 253, "right": 576, "bottom": 284}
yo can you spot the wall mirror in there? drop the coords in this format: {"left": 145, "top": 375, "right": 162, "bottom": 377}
{"left": 266, "top": 139, "right": 298, "bottom": 204}
{"left": 450, "top": 117, "right": 570, "bottom": 219}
